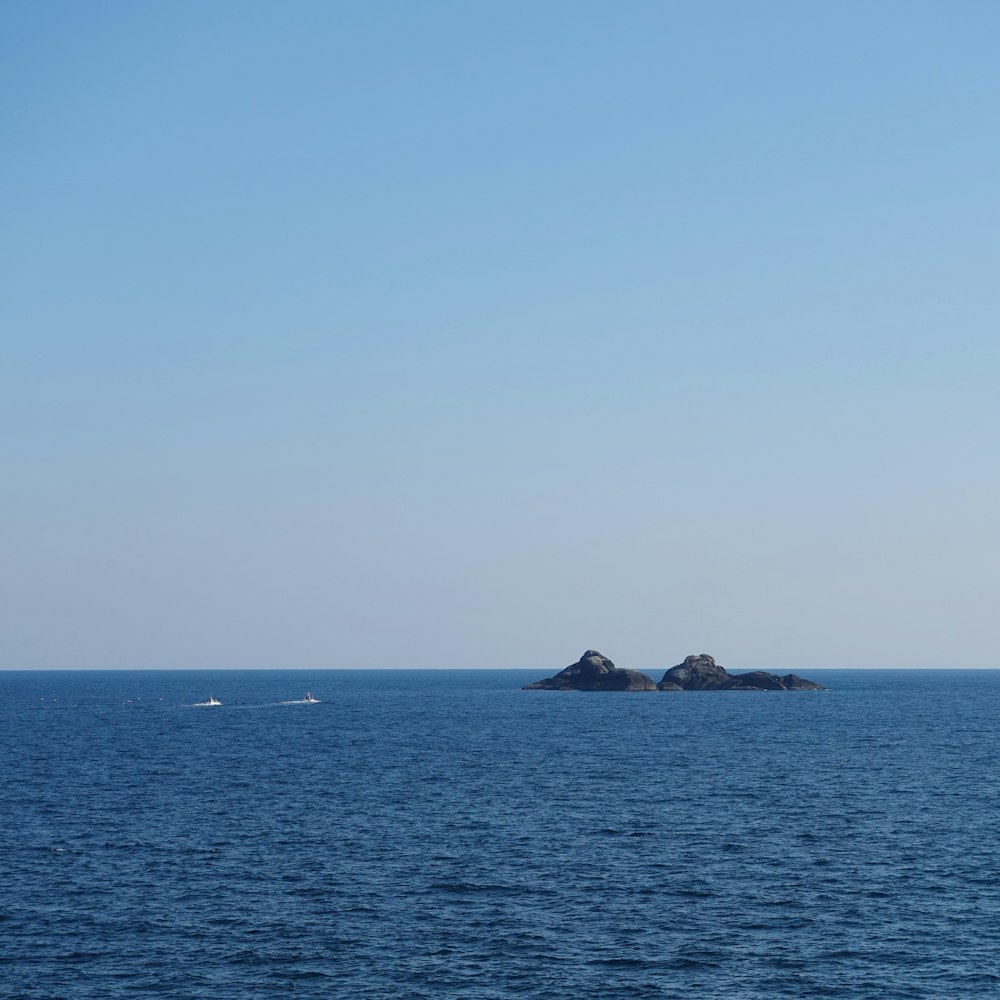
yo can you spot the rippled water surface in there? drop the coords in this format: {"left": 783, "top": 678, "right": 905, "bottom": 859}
{"left": 3, "top": 669, "right": 1000, "bottom": 999}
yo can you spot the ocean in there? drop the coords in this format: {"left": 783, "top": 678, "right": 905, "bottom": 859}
{"left": 3, "top": 668, "right": 999, "bottom": 999}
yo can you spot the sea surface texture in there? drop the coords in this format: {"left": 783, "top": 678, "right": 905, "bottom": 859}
{"left": 3, "top": 669, "right": 999, "bottom": 999}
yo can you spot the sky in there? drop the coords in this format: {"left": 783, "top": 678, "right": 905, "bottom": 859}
{"left": 2, "top": 1, "right": 998, "bottom": 670}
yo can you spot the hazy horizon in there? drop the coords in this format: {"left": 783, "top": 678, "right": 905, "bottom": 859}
{"left": 4, "top": 2, "right": 998, "bottom": 671}
{"left": 5, "top": 665, "right": 1000, "bottom": 673}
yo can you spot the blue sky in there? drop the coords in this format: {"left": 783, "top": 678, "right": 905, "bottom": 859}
{"left": 3, "top": 1, "right": 998, "bottom": 669}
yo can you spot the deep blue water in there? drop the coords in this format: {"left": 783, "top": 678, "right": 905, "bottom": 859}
{"left": 3, "top": 669, "right": 1000, "bottom": 999}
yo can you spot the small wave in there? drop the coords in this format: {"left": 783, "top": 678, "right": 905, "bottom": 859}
{"left": 669, "top": 956, "right": 726, "bottom": 971}
{"left": 586, "top": 957, "right": 656, "bottom": 969}
{"left": 427, "top": 881, "right": 524, "bottom": 896}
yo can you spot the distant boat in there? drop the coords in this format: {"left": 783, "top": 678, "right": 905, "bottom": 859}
{"left": 281, "top": 692, "right": 321, "bottom": 705}
{"left": 194, "top": 696, "right": 221, "bottom": 707}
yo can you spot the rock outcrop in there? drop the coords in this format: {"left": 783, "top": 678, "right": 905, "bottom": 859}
{"left": 522, "top": 650, "right": 658, "bottom": 691}
{"left": 658, "top": 653, "right": 730, "bottom": 689}
{"left": 658, "top": 654, "right": 824, "bottom": 691}
{"left": 524, "top": 650, "right": 824, "bottom": 692}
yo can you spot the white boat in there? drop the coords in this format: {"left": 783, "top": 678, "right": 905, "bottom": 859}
{"left": 281, "top": 692, "right": 321, "bottom": 705}
{"left": 194, "top": 696, "right": 221, "bottom": 707}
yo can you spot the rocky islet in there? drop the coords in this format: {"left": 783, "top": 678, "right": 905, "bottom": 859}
{"left": 523, "top": 651, "right": 824, "bottom": 692}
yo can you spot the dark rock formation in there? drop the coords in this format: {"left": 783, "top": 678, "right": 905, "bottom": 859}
{"left": 523, "top": 650, "right": 658, "bottom": 692}
{"left": 658, "top": 654, "right": 824, "bottom": 691}
{"left": 524, "top": 650, "right": 823, "bottom": 693}
{"left": 658, "top": 653, "right": 729, "bottom": 690}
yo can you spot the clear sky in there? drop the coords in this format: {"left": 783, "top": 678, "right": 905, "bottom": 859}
{"left": 3, "top": 1, "right": 998, "bottom": 670}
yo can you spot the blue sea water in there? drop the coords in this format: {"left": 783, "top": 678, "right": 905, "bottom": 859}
{"left": 2, "top": 668, "right": 1000, "bottom": 999}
